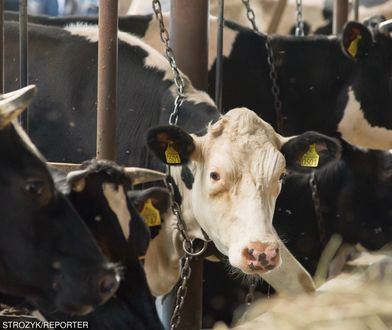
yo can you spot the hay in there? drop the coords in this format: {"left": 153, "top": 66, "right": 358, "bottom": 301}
{"left": 214, "top": 249, "right": 392, "bottom": 330}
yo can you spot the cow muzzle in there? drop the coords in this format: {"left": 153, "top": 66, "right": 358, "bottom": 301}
{"left": 242, "top": 242, "right": 280, "bottom": 273}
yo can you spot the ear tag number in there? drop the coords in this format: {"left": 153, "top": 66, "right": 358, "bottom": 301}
{"left": 140, "top": 198, "right": 161, "bottom": 227}
{"left": 348, "top": 34, "right": 362, "bottom": 57}
{"left": 301, "top": 144, "right": 320, "bottom": 168}
{"left": 165, "top": 141, "right": 181, "bottom": 164}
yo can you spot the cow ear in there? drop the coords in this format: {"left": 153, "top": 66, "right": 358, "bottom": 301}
{"left": 128, "top": 187, "right": 171, "bottom": 218}
{"left": 281, "top": 132, "right": 341, "bottom": 173}
{"left": 66, "top": 169, "right": 89, "bottom": 192}
{"left": 145, "top": 126, "right": 196, "bottom": 165}
{"left": 0, "top": 85, "right": 36, "bottom": 129}
{"left": 341, "top": 21, "right": 373, "bottom": 59}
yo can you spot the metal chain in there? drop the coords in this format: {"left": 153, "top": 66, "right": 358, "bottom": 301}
{"left": 295, "top": 0, "right": 305, "bottom": 37}
{"left": 309, "top": 171, "right": 327, "bottom": 246}
{"left": 152, "top": 0, "right": 185, "bottom": 126}
{"left": 164, "top": 167, "right": 208, "bottom": 329}
{"left": 245, "top": 278, "right": 257, "bottom": 305}
{"left": 241, "top": 0, "right": 259, "bottom": 32}
{"left": 170, "top": 255, "right": 192, "bottom": 329}
{"left": 240, "top": 0, "right": 284, "bottom": 133}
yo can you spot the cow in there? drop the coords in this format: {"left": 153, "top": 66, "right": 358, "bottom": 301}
{"left": 275, "top": 141, "right": 392, "bottom": 276}
{"left": 47, "top": 160, "right": 167, "bottom": 329}
{"left": 9, "top": 14, "right": 392, "bottom": 150}
{"left": 0, "top": 85, "right": 119, "bottom": 315}
{"left": 3, "top": 22, "right": 345, "bottom": 294}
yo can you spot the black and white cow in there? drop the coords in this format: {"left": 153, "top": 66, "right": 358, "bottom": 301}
{"left": 10, "top": 13, "right": 392, "bottom": 150}
{"left": 3, "top": 22, "right": 344, "bottom": 294}
{"left": 275, "top": 141, "right": 392, "bottom": 275}
{"left": 0, "top": 86, "right": 119, "bottom": 315}
{"left": 46, "top": 160, "right": 167, "bottom": 329}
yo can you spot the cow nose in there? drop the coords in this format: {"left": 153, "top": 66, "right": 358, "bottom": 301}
{"left": 242, "top": 242, "right": 280, "bottom": 272}
{"left": 98, "top": 274, "right": 119, "bottom": 301}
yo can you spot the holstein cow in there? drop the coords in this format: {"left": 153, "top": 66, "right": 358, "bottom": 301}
{"left": 3, "top": 22, "right": 343, "bottom": 294}
{"left": 11, "top": 14, "right": 392, "bottom": 150}
{"left": 45, "top": 160, "right": 167, "bottom": 329}
{"left": 0, "top": 86, "right": 119, "bottom": 315}
{"left": 275, "top": 141, "right": 392, "bottom": 276}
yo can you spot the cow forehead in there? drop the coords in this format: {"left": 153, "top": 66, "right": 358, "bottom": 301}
{"left": 200, "top": 108, "right": 285, "bottom": 174}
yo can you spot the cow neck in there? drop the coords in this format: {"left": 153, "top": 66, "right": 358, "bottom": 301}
{"left": 165, "top": 168, "right": 211, "bottom": 244}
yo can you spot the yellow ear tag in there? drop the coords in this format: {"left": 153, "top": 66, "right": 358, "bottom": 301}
{"left": 165, "top": 141, "right": 181, "bottom": 164}
{"left": 301, "top": 144, "right": 320, "bottom": 168}
{"left": 347, "top": 34, "right": 362, "bottom": 57}
{"left": 140, "top": 198, "right": 161, "bottom": 227}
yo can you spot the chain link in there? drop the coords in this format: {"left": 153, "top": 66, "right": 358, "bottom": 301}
{"left": 245, "top": 278, "right": 257, "bottom": 305}
{"left": 241, "top": 0, "right": 259, "bottom": 32}
{"left": 309, "top": 171, "right": 327, "bottom": 245}
{"left": 170, "top": 255, "right": 192, "bottom": 329}
{"left": 295, "top": 0, "right": 305, "bottom": 37}
{"left": 152, "top": 0, "right": 185, "bottom": 126}
{"left": 240, "top": 0, "right": 284, "bottom": 133}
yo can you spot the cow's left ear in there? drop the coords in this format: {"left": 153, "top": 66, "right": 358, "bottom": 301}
{"left": 281, "top": 132, "right": 341, "bottom": 173}
{"left": 145, "top": 126, "right": 196, "bottom": 165}
{"left": 341, "top": 21, "right": 373, "bottom": 59}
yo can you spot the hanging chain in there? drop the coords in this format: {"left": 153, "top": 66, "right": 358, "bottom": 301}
{"left": 295, "top": 0, "right": 305, "bottom": 37}
{"left": 240, "top": 0, "right": 284, "bottom": 133}
{"left": 245, "top": 278, "right": 257, "bottom": 305}
{"left": 241, "top": 0, "right": 259, "bottom": 32}
{"left": 152, "top": 0, "right": 185, "bottom": 126}
{"left": 309, "top": 171, "right": 327, "bottom": 246}
{"left": 164, "top": 167, "right": 207, "bottom": 329}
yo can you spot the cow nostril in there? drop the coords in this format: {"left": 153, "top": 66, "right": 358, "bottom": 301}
{"left": 99, "top": 275, "right": 118, "bottom": 296}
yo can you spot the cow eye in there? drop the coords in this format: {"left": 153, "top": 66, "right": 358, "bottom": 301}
{"left": 210, "top": 172, "right": 220, "bottom": 181}
{"left": 24, "top": 179, "right": 45, "bottom": 195}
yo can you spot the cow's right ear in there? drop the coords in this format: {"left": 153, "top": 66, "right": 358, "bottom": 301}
{"left": 281, "top": 132, "right": 341, "bottom": 173}
{"left": 341, "top": 21, "right": 373, "bottom": 59}
{"left": 145, "top": 126, "right": 196, "bottom": 165}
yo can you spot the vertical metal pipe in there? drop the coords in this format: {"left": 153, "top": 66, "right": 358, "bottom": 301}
{"left": 215, "top": 0, "right": 224, "bottom": 113}
{"left": 19, "top": 0, "right": 28, "bottom": 130}
{"left": 170, "top": 0, "right": 208, "bottom": 90}
{"left": 333, "top": 0, "right": 349, "bottom": 34}
{"left": 96, "top": 0, "right": 118, "bottom": 161}
{"left": 0, "top": 0, "right": 3, "bottom": 93}
{"left": 353, "top": 0, "right": 359, "bottom": 21}
{"left": 169, "top": 2, "right": 209, "bottom": 329}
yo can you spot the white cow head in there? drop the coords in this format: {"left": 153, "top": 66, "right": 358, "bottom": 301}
{"left": 146, "top": 108, "right": 340, "bottom": 293}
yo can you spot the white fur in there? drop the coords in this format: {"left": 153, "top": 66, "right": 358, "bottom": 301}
{"left": 338, "top": 89, "right": 392, "bottom": 149}
{"left": 102, "top": 183, "right": 131, "bottom": 240}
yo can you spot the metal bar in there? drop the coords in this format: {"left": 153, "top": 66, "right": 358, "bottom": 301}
{"left": 353, "top": 0, "right": 359, "bottom": 21}
{"left": 169, "top": 1, "right": 209, "bottom": 329}
{"left": 170, "top": 0, "right": 209, "bottom": 90}
{"left": 96, "top": 0, "right": 118, "bottom": 161}
{"left": 267, "top": 0, "right": 287, "bottom": 34}
{"left": 333, "top": 0, "right": 349, "bottom": 34}
{"left": 215, "top": 0, "right": 224, "bottom": 113}
{"left": 0, "top": 0, "right": 3, "bottom": 93}
{"left": 19, "top": 0, "right": 28, "bottom": 130}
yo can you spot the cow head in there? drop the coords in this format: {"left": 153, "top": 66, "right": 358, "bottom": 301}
{"left": 66, "top": 160, "right": 170, "bottom": 260}
{"left": 0, "top": 86, "right": 119, "bottom": 315}
{"left": 146, "top": 108, "right": 340, "bottom": 280}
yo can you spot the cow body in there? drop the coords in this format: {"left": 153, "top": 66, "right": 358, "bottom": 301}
{"left": 0, "top": 86, "right": 119, "bottom": 315}
{"left": 11, "top": 14, "right": 392, "bottom": 150}
{"left": 275, "top": 142, "right": 392, "bottom": 275}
